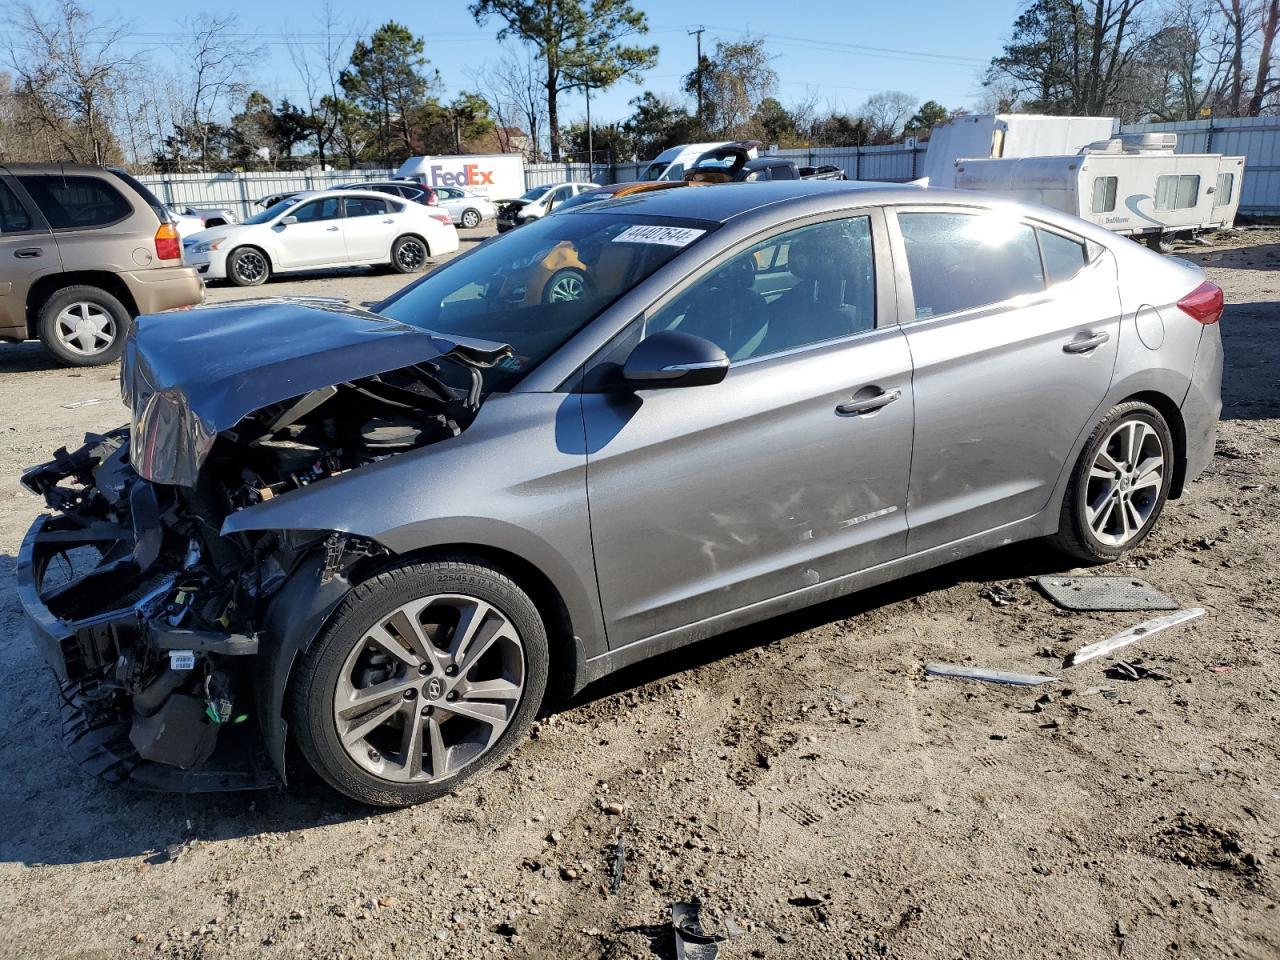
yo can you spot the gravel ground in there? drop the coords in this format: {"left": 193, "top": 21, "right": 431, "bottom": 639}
{"left": 0, "top": 226, "right": 1276, "bottom": 960}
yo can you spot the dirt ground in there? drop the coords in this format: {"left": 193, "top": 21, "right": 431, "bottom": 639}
{"left": 0, "top": 226, "right": 1277, "bottom": 960}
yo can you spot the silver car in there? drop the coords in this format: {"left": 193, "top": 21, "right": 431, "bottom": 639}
{"left": 17, "top": 181, "right": 1222, "bottom": 806}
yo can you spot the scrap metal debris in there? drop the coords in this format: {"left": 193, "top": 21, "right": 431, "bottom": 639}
{"left": 610, "top": 832, "right": 625, "bottom": 894}
{"left": 1062, "top": 608, "right": 1206, "bottom": 668}
{"left": 925, "top": 663, "right": 1060, "bottom": 686}
{"left": 1105, "top": 660, "right": 1172, "bottom": 682}
{"left": 1035, "top": 575, "right": 1180, "bottom": 612}
{"left": 979, "top": 584, "right": 1018, "bottom": 606}
{"left": 671, "top": 902, "right": 739, "bottom": 960}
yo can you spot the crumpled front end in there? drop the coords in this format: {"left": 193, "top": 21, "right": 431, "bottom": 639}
{"left": 17, "top": 304, "right": 512, "bottom": 792}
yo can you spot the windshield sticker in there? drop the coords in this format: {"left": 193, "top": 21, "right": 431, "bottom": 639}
{"left": 612, "top": 225, "right": 706, "bottom": 247}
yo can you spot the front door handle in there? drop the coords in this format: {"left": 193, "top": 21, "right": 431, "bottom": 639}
{"left": 14, "top": 247, "right": 42, "bottom": 258}
{"left": 382, "top": 218, "right": 395, "bottom": 223}
{"left": 326, "top": 225, "right": 340, "bottom": 232}
{"left": 836, "top": 387, "right": 902, "bottom": 416}
{"left": 1063, "top": 331, "right": 1110, "bottom": 353}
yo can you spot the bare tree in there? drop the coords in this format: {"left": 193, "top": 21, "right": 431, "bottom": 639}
{"left": 3, "top": 0, "right": 137, "bottom": 164}
{"left": 857, "top": 90, "right": 917, "bottom": 143}
{"left": 1249, "top": 0, "right": 1280, "bottom": 113}
{"left": 469, "top": 45, "right": 549, "bottom": 159}
{"left": 287, "top": 3, "right": 357, "bottom": 168}
{"left": 184, "top": 15, "right": 259, "bottom": 170}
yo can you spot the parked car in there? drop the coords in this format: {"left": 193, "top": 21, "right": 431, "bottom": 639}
{"left": 496, "top": 181, "right": 596, "bottom": 232}
{"left": 0, "top": 163, "right": 204, "bottom": 366}
{"left": 166, "top": 205, "right": 207, "bottom": 238}
{"left": 337, "top": 180, "right": 440, "bottom": 206}
{"left": 635, "top": 141, "right": 734, "bottom": 181}
{"left": 183, "top": 188, "right": 459, "bottom": 286}
{"left": 430, "top": 185, "right": 496, "bottom": 228}
{"left": 684, "top": 141, "right": 845, "bottom": 183}
{"left": 18, "top": 181, "right": 1221, "bottom": 806}
{"left": 256, "top": 191, "right": 304, "bottom": 210}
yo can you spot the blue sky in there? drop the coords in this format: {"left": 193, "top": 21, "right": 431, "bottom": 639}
{"left": 108, "top": 0, "right": 1023, "bottom": 124}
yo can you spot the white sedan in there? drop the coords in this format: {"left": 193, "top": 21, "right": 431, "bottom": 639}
{"left": 183, "top": 189, "right": 460, "bottom": 286}
{"left": 430, "top": 186, "right": 497, "bottom": 228}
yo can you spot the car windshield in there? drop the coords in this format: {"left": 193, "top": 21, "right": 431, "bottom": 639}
{"left": 519, "top": 185, "right": 551, "bottom": 202}
{"left": 377, "top": 212, "right": 716, "bottom": 391}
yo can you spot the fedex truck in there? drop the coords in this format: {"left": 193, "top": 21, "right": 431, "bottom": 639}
{"left": 395, "top": 154, "right": 525, "bottom": 202}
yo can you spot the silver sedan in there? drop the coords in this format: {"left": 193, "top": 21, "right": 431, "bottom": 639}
{"left": 18, "top": 181, "right": 1221, "bottom": 806}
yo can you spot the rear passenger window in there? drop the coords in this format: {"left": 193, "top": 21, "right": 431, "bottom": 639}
{"left": 344, "top": 196, "right": 390, "bottom": 217}
{"left": 1037, "top": 229, "right": 1088, "bottom": 285}
{"left": 0, "top": 181, "right": 33, "bottom": 232}
{"left": 646, "top": 216, "right": 875, "bottom": 362}
{"left": 1091, "top": 176, "right": 1117, "bottom": 213}
{"left": 16, "top": 175, "right": 132, "bottom": 229}
{"left": 899, "top": 212, "right": 1044, "bottom": 320}
{"left": 1155, "top": 174, "right": 1200, "bottom": 210}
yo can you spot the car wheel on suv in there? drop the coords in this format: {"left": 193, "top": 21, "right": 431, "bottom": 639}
{"left": 37, "top": 285, "right": 131, "bottom": 367}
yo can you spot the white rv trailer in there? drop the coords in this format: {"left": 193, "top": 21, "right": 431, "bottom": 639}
{"left": 922, "top": 114, "right": 1115, "bottom": 188}
{"left": 953, "top": 133, "right": 1245, "bottom": 249}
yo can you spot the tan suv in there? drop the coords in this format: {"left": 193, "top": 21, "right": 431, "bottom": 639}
{"left": 0, "top": 163, "right": 205, "bottom": 366}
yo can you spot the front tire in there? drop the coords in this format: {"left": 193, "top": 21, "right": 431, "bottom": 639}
{"left": 36, "top": 285, "right": 131, "bottom": 367}
{"left": 390, "top": 235, "right": 429, "bottom": 273}
{"left": 290, "top": 558, "right": 549, "bottom": 807}
{"left": 226, "top": 246, "right": 270, "bottom": 286}
{"left": 460, "top": 208, "right": 482, "bottom": 229}
{"left": 542, "top": 268, "right": 588, "bottom": 304}
{"left": 1051, "top": 401, "right": 1174, "bottom": 563}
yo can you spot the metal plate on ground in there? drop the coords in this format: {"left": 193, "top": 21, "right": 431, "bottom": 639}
{"left": 1035, "top": 576, "right": 1180, "bottom": 612}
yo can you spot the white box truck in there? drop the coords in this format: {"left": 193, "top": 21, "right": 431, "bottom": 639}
{"left": 922, "top": 114, "right": 1115, "bottom": 188}
{"left": 953, "top": 133, "right": 1245, "bottom": 250}
{"left": 394, "top": 154, "right": 526, "bottom": 202}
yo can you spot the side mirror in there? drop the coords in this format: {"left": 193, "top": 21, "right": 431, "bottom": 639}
{"left": 280, "top": 215, "right": 298, "bottom": 225}
{"left": 622, "top": 330, "right": 729, "bottom": 388}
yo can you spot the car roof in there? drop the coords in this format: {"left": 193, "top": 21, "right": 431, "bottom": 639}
{"left": 560, "top": 179, "right": 915, "bottom": 223}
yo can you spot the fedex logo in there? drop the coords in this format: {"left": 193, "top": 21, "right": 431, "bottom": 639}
{"left": 429, "top": 164, "right": 495, "bottom": 187}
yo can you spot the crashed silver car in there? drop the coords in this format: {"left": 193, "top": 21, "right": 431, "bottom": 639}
{"left": 18, "top": 182, "right": 1222, "bottom": 806}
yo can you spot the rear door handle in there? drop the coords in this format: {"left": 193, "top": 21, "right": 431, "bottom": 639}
{"left": 836, "top": 388, "right": 902, "bottom": 416}
{"left": 382, "top": 218, "right": 395, "bottom": 223}
{"left": 14, "top": 247, "right": 42, "bottom": 258}
{"left": 1063, "top": 331, "right": 1110, "bottom": 353}
{"left": 326, "top": 226, "right": 340, "bottom": 232}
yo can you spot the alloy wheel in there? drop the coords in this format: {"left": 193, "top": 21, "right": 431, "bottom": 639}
{"left": 53, "top": 302, "right": 116, "bottom": 357}
{"left": 462, "top": 210, "right": 481, "bottom": 229}
{"left": 1084, "top": 419, "right": 1166, "bottom": 547}
{"left": 546, "top": 273, "right": 585, "bottom": 302}
{"left": 233, "top": 249, "right": 268, "bottom": 284}
{"left": 332, "top": 594, "right": 525, "bottom": 783}
{"left": 396, "top": 238, "right": 427, "bottom": 270}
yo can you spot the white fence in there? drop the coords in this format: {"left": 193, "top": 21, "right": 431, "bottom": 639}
{"left": 139, "top": 116, "right": 1280, "bottom": 220}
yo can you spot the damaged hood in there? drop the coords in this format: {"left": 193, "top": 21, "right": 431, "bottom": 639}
{"left": 122, "top": 299, "right": 511, "bottom": 487}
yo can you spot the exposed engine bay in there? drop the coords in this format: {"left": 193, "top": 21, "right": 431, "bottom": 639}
{"left": 17, "top": 302, "right": 511, "bottom": 790}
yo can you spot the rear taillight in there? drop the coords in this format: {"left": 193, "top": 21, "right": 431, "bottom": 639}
{"left": 425, "top": 188, "right": 438, "bottom": 205}
{"left": 431, "top": 213, "right": 452, "bottom": 226}
{"left": 1176, "top": 280, "right": 1224, "bottom": 325}
{"left": 154, "top": 222, "right": 181, "bottom": 261}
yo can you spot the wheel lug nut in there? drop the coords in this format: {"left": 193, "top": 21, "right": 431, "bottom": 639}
{"left": 446, "top": 691, "right": 458, "bottom": 702}
{"left": 418, "top": 663, "right": 430, "bottom": 674}
{"left": 420, "top": 706, "right": 432, "bottom": 717}
{"left": 368, "top": 748, "right": 381, "bottom": 761}
{"left": 403, "top": 688, "right": 417, "bottom": 700}
{"left": 445, "top": 665, "right": 458, "bottom": 677}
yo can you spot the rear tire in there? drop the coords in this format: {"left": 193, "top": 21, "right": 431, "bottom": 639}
{"left": 390, "top": 235, "right": 429, "bottom": 273}
{"left": 290, "top": 558, "right": 549, "bottom": 807}
{"left": 1050, "top": 401, "right": 1174, "bottom": 563}
{"left": 1142, "top": 233, "right": 1174, "bottom": 255}
{"left": 36, "top": 285, "right": 131, "bottom": 367}
{"left": 460, "top": 208, "right": 482, "bottom": 229}
{"left": 226, "top": 246, "right": 270, "bottom": 286}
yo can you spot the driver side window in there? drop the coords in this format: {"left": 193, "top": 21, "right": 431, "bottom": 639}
{"left": 645, "top": 216, "right": 876, "bottom": 362}
{"left": 291, "top": 197, "right": 342, "bottom": 222}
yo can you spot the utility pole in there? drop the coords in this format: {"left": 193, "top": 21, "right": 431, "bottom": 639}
{"left": 585, "top": 80, "right": 593, "bottom": 181}
{"left": 688, "top": 26, "right": 705, "bottom": 128}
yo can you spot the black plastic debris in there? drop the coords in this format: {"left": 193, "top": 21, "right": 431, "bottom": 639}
{"left": 979, "top": 585, "right": 1017, "bottom": 607}
{"left": 1104, "top": 660, "right": 1171, "bottom": 682}
{"left": 1035, "top": 576, "right": 1180, "bottom": 612}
